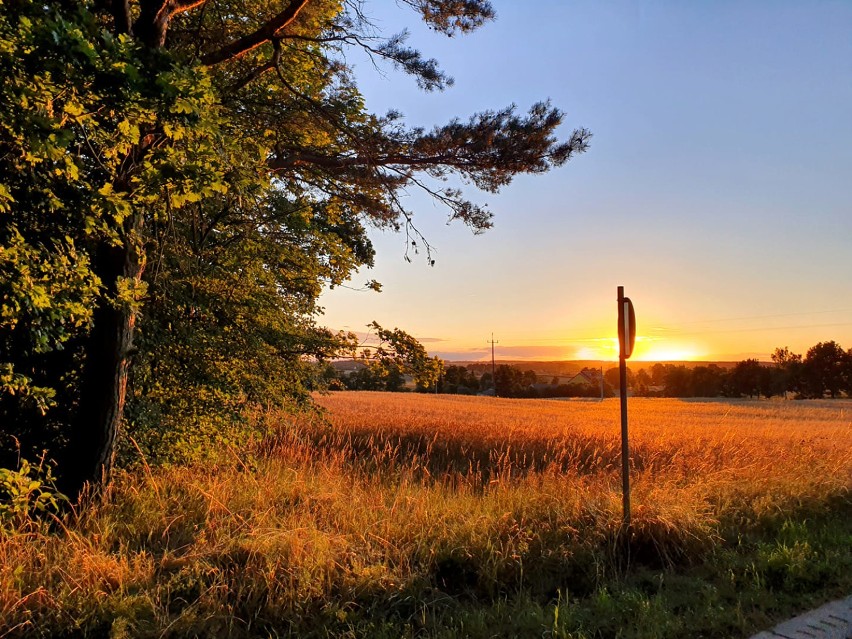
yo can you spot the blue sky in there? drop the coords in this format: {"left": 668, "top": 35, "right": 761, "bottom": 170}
{"left": 319, "top": 1, "right": 852, "bottom": 361}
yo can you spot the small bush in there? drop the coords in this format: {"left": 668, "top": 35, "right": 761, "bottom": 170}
{"left": 0, "top": 457, "right": 66, "bottom": 531}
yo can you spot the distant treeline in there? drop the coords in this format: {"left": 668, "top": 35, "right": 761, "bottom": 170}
{"left": 629, "top": 341, "right": 850, "bottom": 399}
{"left": 326, "top": 341, "right": 852, "bottom": 400}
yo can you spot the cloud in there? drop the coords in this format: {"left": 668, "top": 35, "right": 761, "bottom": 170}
{"left": 430, "top": 345, "right": 576, "bottom": 361}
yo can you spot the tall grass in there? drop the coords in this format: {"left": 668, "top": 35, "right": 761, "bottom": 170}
{"left": 2, "top": 394, "right": 850, "bottom": 638}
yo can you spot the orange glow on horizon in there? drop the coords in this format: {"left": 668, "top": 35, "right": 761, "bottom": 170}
{"left": 573, "top": 336, "right": 706, "bottom": 362}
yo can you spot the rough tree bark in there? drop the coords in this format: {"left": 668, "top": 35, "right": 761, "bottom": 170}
{"left": 59, "top": 217, "right": 145, "bottom": 498}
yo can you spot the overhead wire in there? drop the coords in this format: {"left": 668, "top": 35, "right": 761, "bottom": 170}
{"left": 494, "top": 308, "right": 852, "bottom": 344}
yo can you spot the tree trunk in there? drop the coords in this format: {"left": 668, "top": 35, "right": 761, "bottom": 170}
{"left": 58, "top": 219, "right": 144, "bottom": 498}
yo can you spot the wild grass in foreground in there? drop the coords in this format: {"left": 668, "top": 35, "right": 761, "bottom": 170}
{"left": 1, "top": 394, "right": 851, "bottom": 638}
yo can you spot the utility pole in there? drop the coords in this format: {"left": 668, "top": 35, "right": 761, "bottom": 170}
{"left": 488, "top": 333, "right": 498, "bottom": 397}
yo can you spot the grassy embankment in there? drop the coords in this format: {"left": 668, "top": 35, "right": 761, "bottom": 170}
{"left": 2, "top": 394, "right": 851, "bottom": 638}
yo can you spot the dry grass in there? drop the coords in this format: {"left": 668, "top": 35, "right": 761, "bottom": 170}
{"left": 2, "top": 394, "right": 851, "bottom": 638}
{"left": 313, "top": 394, "right": 851, "bottom": 524}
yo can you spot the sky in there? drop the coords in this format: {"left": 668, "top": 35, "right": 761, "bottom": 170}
{"left": 318, "top": 1, "right": 852, "bottom": 363}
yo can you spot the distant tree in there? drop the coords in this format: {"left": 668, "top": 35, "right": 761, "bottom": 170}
{"left": 729, "top": 359, "right": 772, "bottom": 398}
{"left": 480, "top": 365, "right": 542, "bottom": 398}
{"left": 843, "top": 348, "right": 852, "bottom": 396}
{"left": 443, "top": 365, "right": 463, "bottom": 387}
{"left": 463, "top": 367, "right": 480, "bottom": 390}
{"left": 801, "top": 341, "right": 848, "bottom": 398}
{"left": 632, "top": 369, "right": 652, "bottom": 396}
{"left": 314, "top": 362, "right": 344, "bottom": 390}
{"left": 364, "top": 323, "right": 445, "bottom": 392}
{"left": 771, "top": 347, "right": 803, "bottom": 398}
{"left": 344, "top": 366, "right": 382, "bottom": 391}
{"left": 846, "top": 347, "right": 852, "bottom": 396}
{"left": 604, "top": 367, "right": 619, "bottom": 390}
{"left": 604, "top": 366, "right": 634, "bottom": 392}
{"left": 649, "top": 363, "right": 669, "bottom": 387}
{"left": 772, "top": 346, "right": 802, "bottom": 367}
{"left": 494, "top": 365, "right": 523, "bottom": 397}
{"left": 689, "top": 365, "right": 727, "bottom": 397}
{"left": 663, "top": 365, "right": 692, "bottom": 398}
{"left": 327, "top": 378, "right": 347, "bottom": 391}
{"left": 443, "top": 365, "right": 474, "bottom": 393}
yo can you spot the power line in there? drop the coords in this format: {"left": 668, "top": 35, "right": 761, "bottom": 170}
{"left": 496, "top": 308, "right": 852, "bottom": 344}
{"left": 650, "top": 308, "right": 852, "bottom": 328}
{"left": 493, "top": 316, "right": 852, "bottom": 345}
{"left": 646, "top": 321, "right": 852, "bottom": 339}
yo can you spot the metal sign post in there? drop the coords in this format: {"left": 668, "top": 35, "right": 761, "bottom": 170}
{"left": 617, "top": 286, "right": 636, "bottom": 528}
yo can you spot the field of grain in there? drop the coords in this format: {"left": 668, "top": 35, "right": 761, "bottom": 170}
{"left": 2, "top": 393, "right": 851, "bottom": 638}
{"left": 315, "top": 393, "right": 851, "bottom": 483}
{"left": 312, "top": 394, "right": 851, "bottom": 538}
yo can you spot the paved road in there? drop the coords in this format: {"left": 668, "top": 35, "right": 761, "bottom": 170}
{"left": 750, "top": 596, "right": 852, "bottom": 639}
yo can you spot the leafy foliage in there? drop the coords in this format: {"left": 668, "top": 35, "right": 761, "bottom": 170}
{"left": 800, "top": 341, "right": 851, "bottom": 399}
{"left": 341, "top": 323, "right": 444, "bottom": 392}
{"left": 1, "top": 0, "right": 589, "bottom": 484}
{"left": 0, "top": 229, "right": 99, "bottom": 415}
{"left": 126, "top": 194, "right": 367, "bottom": 463}
{"left": 0, "top": 457, "right": 65, "bottom": 532}
{"left": 0, "top": 1, "right": 246, "bottom": 466}
{"left": 366, "top": 321, "right": 445, "bottom": 390}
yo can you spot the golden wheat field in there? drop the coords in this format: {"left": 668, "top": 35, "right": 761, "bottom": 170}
{"left": 2, "top": 393, "right": 851, "bottom": 638}
{"left": 314, "top": 393, "right": 852, "bottom": 503}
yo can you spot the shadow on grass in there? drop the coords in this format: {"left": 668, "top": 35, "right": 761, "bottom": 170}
{"left": 291, "top": 427, "right": 706, "bottom": 487}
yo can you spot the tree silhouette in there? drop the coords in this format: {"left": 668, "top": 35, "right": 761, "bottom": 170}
{"left": 801, "top": 341, "right": 848, "bottom": 398}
